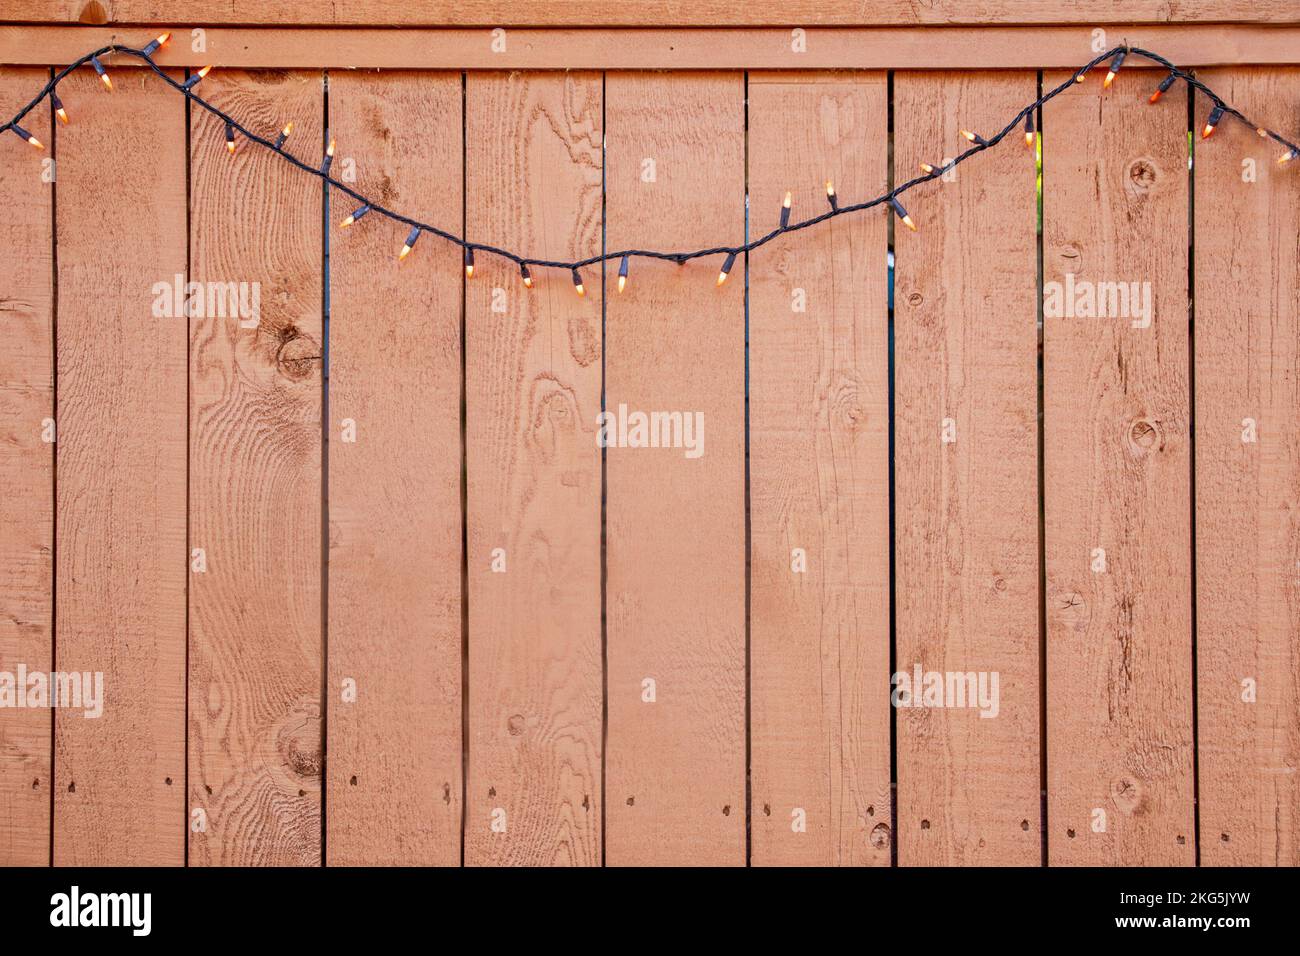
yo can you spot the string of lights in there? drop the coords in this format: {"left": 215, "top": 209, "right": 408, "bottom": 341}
{"left": 4, "top": 35, "right": 1298, "bottom": 293}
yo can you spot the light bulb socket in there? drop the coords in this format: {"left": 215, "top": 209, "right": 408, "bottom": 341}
{"left": 718, "top": 251, "right": 737, "bottom": 286}
{"left": 1150, "top": 72, "right": 1178, "bottom": 104}
{"left": 399, "top": 226, "right": 420, "bottom": 260}
{"left": 11, "top": 123, "right": 41, "bottom": 148}
{"left": 341, "top": 204, "right": 370, "bottom": 227}
{"left": 1203, "top": 104, "right": 1225, "bottom": 138}
{"left": 1103, "top": 50, "right": 1126, "bottom": 89}
{"left": 890, "top": 197, "right": 916, "bottom": 231}
{"left": 143, "top": 33, "right": 170, "bottom": 56}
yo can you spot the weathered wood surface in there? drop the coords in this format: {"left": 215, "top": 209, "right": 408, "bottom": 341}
{"left": 893, "top": 70, "right": 1042, "bottom": 866}
{"left": 188, "top": 69, "right": 323, "bottom": 866}
{"left": 465, "top": 70, "right": 604, "bottom": 866}
{"left": 326, "top": 70, "right": 464, "bottom": 866}
{"left": 1194, "top": 68, "right": 1300, "bottom": 868}
{"left": 1043, "top": 68, "right": 1195, "bottom": 867}
{"left": 748, "top": 71, "right": 892, "bottom": 867}
{"left": 603, "top": 71, "right": 747, "bottom": 866}
{"left": 0, "top": 66, "right": 54, "bottom": 867}
{"left": 53, "top": 66, "right": 187, "bottom": 866}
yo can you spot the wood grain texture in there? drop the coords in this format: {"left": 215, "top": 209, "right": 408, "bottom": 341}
{"left": 604, "top": 71, "right": 745, "bottom": 866}
{"left": 465, "top": 72, "right": 603, "bottom": 866}
{"left": 1194, "top": 68, "right": 1300, "bottom": 867}
{"left": 188, "top": 70, "right": 323, "bottom": 866}
{"left": 325, "top": 71, "right": 463, "bottom": 866}
{"left": 52, "top": 67, "right": 187, "bottom": 865}
{"left": 0, "top": 67, "right": 53, "bottom": 866}
{"left": 1043, "top": 70, "right": 1195, "bottom": 866}
{"left": 893, "top": 71, "right": 1041, "bottom": 867}
{"left": 748, "top": 72, "right": 891, "bottom": 867}
{"left": 11, "top": 26, "right": 1300, "bottom": 71}
{"left": 11, "top": 1, "right": 1291, "bottom": 26}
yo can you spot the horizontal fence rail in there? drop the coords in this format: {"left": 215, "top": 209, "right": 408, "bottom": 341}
{"left": 6, "top": 26, "right": 1300, "bottom": 70}
{"left": 0, "top": 53, "right": 1297, "bottom": 867}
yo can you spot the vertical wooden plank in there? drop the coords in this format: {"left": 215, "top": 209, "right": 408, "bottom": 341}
{"left": 326, "top": 71, "right": 463, "bottom": 866}
{"left": 1044, "top": 70, "right": 1195, "bottom": 865}
{"left": 189, "top": 71, "right": 323, "bottom": 866}
{"left": 604, "top": 71, "right": 745, "bottom": 866}
{"left": 893, "top": 71, "right": 1040, "bottom": 866}
{"left": 748, "top": 72, "right": 892, "bottom": 866}
{"left": 1194, "top": 68, "right": 1300, "bottom": 867}
{"left": 53, "top": 67, "right": 187, "bottom": 865}
{"left": 465, "top": 72, "right": 603, "bottom": 866}
{"left": 0, "top": 68, "right": 53, "bottom": 866}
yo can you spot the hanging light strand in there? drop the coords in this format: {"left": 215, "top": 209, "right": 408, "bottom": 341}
{"left": 3, "top": 39, "right": 1297, "bottom": 290}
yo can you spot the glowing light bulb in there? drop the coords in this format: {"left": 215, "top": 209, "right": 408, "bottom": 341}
{"left": 717, "top": 252, "right": 737, "bottom": 287}
{"left": 1202, "top": 104, "right": 1225, "bottom": 139}
{"left": 183, "top": 65, "right": 212, "bottom": 90}
{"left": 890, "top": 197, "right": 917, "bottom": 232}
{"left": 92, "top": 57, "right": 112, "bottom": 91}
{"left": 143, "top": 33, "right": 171, "bottom": 56}
{"left": 1149, "top": 73, "right": 1177, "bottom": 104}
{"left": 11, "top": 124, "right": 42, "bottom": 149}
{"left": 1103, "top": 50, "right": 1126, "bottom": 89}
{"left": 339, "top": 204, "right": 370, "bottom": 228}
{"left": 398, "top": 226, "right": 420, "bottom": 261}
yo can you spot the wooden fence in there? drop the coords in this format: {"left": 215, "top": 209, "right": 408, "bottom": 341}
{"left": 0, "top": 15, "right": 1297, "bottom": 867}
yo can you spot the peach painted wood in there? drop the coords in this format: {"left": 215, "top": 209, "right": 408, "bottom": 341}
{"left": 0, "top": 67, "right": 53, "bottom": 866}
{"left": 8, "top": 26, "right": 1300, "bottom": 71}
{"left": 465, "top": 71, "right": 604, "bottom": 866}
{"left": 1043, "top": 68, "right": 1195, "bottom": 866}
{"left": 326, "top": 70, "right": 463, "bottom": 866}
{"left": 188, "top": 70, "right": 323, "bottom": 866}
{"left": 52, "top": 66, "right": 187, "bottom": 865}
{"left": 748, "top": 71, "right": 892, "bottom": 866}
{"left": 893, "top": 71, "right": 1042, "bottom": 866}
{"left": 1194, "top": 68, "right": 1300, "bottom": 867}
{"left": 604, "top": 71, "right": 746, "bottom": 866}
{"left": 11, "top": 0, "right": 1290, "bottom": 27}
